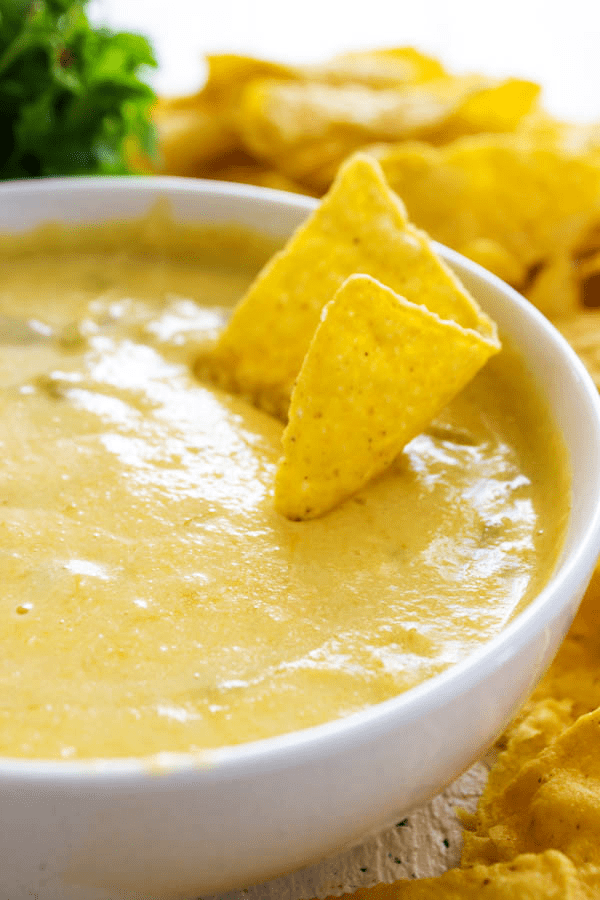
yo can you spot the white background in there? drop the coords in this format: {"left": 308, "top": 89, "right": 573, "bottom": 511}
{"left": 90, "top": 0, "right": 600, "bottom": 122}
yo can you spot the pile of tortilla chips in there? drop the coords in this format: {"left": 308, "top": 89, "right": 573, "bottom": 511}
{"left": 157, "top": 46, "right": 600, "bottom": 895}
{"left": 153, "top": 47, "right": 600, "bottom": 334}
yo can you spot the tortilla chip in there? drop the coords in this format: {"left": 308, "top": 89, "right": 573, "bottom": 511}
{"left": 524, "top": 252, "right": 581, "bottom": 320}
{"left": 236, "top": 79, "right": 454, "bottom": 190}
{"left": 539, "top": 565, "right": 600, "bottom": 718}
{"left": 555, "top": 309, "right": 600, "bottom": 390}
{"left": 422, "top": 78, "right": 540, "bottom": 145}
{"left": 578, "top": 250, "right": 600, "bottom": 307}
{"left": 470, "top": 707, "right": 600, "bottom": 867}
{"left": 200, "top": 53, "right": 298, "bottom": 106}
{"left": 371, "top": 135, "right": 600, "bottom": 278}
{"left": 152, "top": 55, "right": 300, "bottom": 178}
{"left": 465, "top": 696, "right": 576, "bottom": 851}
{"left": 459, "top": 238, "right": 527, "bottom": 286}
{"left": 275, "top": 274, "right": 498, "bottom": 519}
{"left": 304, "top": 47, "right": 447, "bottom": 88}
{"left": 237, "top": 76, "right": 538, "bottom": 192}
{"left": 322, "top": 851, "right": 596, "bottom": 898}
{"left": 464, "top": 708, "right": 600, "bottom": 868}
{"left": 200, "top": 49, "right": 447, "bottom": 104}
{"left": 201, "top": 154, "right": 496, "bottom": 419}
{"left": 574, "top": 220, "right": 600, "bottom": 264}
{"left": 152, "top": 95, "right": 237, "bottom": 176}
{"left": 518, "top": 108, "right": 600, "bottom": 160}
{"left": 200, "top": 150, "right": 317, "bottom": 195}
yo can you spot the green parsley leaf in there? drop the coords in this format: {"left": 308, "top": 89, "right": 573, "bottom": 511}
{"left": 0, "top": 0, "right": 158, "bottom": 178}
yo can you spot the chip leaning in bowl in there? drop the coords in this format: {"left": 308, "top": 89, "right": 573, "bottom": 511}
{"left": 203, "top": 154, "right": 500, "bottom": 519}
{"left": 0, "top": 167, "right": 569, "bottom": 760}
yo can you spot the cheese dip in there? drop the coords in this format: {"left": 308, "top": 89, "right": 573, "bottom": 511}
{"left": 0, "top": 214, "right": 569, "bottom": 759}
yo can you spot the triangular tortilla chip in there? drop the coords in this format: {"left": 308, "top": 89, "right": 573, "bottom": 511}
{"left": 327, "top": 850, "right": 595, "bottom": 899}
{"left": 274, "top": 274, "right": 499, "bottom": 520}
{"left": 203, "top": 153, "right": 496, "bottom": 419}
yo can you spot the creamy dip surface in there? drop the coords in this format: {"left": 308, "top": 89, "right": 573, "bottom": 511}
{"left": 0, "top": 215, "right": 569, "bottom": 760}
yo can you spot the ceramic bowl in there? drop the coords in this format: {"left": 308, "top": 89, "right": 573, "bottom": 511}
{"left": 1, "top": 176, "right": 600, "bottom": 900}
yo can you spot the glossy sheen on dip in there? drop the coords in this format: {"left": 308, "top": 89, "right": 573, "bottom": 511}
{"left": 0, "top": 214, "right": 569, "bottom": 760}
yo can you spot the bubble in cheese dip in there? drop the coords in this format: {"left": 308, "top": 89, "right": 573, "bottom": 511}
{"left": 0, "top": 213, "right": 569, "bottom": 760}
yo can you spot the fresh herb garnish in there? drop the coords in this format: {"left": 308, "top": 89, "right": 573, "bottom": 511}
{"left": 0, "top": 0, "right": 157, "bottom": 179}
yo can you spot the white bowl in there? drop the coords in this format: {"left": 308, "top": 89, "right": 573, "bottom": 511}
{"left": 1, "top": 176, "right": 600, "bottom": 900}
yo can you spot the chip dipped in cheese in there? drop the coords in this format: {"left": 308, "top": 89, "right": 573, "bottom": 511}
{"left": 202, "top": 153, "right": 497, "bottom": 420}
{"left": 275, "top": 274, "right": 499, "bottom": 520}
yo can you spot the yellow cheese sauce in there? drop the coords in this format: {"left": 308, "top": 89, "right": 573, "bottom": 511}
{"left": 0, "top": 217, "right": 569, "bottom": 759}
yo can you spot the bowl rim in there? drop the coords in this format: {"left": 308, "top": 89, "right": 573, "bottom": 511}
{"left": 1, "top": 174, "right": 600, "bottom": 781}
